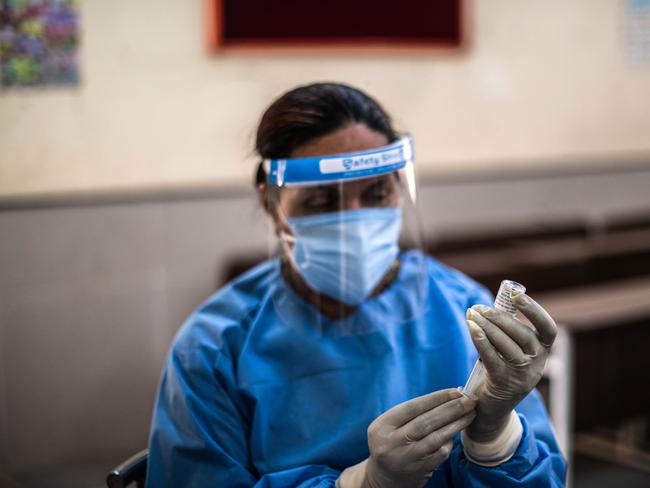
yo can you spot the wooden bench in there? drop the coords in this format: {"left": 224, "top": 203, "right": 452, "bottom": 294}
{"left": 538, "top": 277, "right": 650, "bottom": 484}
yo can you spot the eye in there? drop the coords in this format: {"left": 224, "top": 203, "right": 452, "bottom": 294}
{"left": 363, "top": 180, "right": 393, "bottom": 205}
{"left": 302, "top": 189, "right": 339, "bottom": 211}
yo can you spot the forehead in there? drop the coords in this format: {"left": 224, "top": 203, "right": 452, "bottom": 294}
{"left": 290, "top": 123, "right": 390, "bottom": 159}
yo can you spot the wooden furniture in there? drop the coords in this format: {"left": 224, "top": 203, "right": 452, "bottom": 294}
{"left": 540, "top": 277, "right": 650, "bottom": 486}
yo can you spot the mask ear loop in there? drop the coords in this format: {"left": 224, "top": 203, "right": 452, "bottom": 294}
{"left": 266, "top": 183, "right": 301, "bottom": 272}
{"left": 278, "top": 222, "right": 297, "bottom": 269}
{"left": 279, "top": 231, "right": 300, "bottom": 276}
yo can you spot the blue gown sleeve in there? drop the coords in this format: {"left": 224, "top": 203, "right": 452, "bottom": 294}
{"left": 145, "top": 317, "right": 341, "bottom": 488}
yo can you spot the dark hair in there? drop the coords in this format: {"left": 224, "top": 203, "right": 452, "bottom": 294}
{"left": 254, "top": 82, "right": 399, "bottom": 186}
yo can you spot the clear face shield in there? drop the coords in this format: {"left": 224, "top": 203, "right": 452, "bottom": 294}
{"left": 263, "top": 136, "right": 429, "bottom": 332}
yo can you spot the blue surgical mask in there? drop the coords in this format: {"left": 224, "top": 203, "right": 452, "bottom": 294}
{"left": 283, "top": 208, "right": 402, "bottom": 305}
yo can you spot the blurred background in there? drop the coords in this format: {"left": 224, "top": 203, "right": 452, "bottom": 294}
{"left": 1, "top": 0, "right": 650, "bottom": 486}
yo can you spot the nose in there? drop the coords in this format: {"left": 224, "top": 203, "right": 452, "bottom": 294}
{"left": 341, "top": 195, "right": 364, "bottom": 212}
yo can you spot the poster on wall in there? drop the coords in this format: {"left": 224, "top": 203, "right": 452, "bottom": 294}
{"left": 0, "top": 0, "right": 79, "bottom": 87}
{"left": 623, "top": 0, "right": 650, "bottom": 66}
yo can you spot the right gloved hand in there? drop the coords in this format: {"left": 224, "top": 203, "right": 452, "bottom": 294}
{"left": 362, "top": 388, "right": 476, "bottom": 488}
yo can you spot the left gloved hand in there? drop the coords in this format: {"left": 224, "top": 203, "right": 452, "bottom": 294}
{"left": 465, "top": 290, "right": 557, "bottom": 443}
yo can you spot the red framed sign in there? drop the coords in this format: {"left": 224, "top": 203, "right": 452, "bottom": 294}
{"left": 204, "top": 0, "right": 464, "bottom": 52}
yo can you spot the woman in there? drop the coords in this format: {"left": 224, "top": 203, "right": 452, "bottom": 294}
{"left": 146, "top": 83, "right": 566, "bottom": 487}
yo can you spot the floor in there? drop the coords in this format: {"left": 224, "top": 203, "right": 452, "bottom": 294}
{"left": 573, "top": 453, "right": 650, "bottom": 487}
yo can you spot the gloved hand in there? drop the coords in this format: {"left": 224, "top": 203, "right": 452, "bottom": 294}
{"left": 465, "top": 290, "right": 557, "bottom": 443}
{"left": 360, "top": 388, "right": 476, "bottom": 488}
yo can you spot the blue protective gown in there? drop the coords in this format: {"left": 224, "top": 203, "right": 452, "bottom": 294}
{"left": 146, "top": 250, "right": 566, "bottom": 487}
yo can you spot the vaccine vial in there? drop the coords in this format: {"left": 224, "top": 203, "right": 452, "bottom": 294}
{"left": 462, "top": 280, "right": 526, "bottom": 400}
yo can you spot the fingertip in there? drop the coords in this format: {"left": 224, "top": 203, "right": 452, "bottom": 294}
{"left": 467, "top": 320, "right": 485, "bottom": 339}
{"left": 471, "top": 304, "right": 489, "bottom": 314}
{"left": 430, "top": 388, "right": 461, "bottom": 404}
{"left": 448, "top": 388, "right": 463, "bottom": 399}
{"left": 511, "top": 292, "right": 529, "bottom": 307}
{"left": 509, "top": 287, "right": 523, "bottom": 298}
{"left": 459, "top": 395, "right": 476, "bottom": 409}
{"left": 441, "top": 439, "right": 453, "bottom": 456}
{"left": 456, "top": 386, "right": 469, "bottom": 398}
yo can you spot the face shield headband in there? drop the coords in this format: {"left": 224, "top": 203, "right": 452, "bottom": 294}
{"left": 263, "top": 135, "right": 415, "bottom": 202}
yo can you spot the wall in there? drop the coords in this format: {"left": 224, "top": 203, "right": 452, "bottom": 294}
{"left": 1, "top": 0, "right": 650, "bottom": 198}
{"left": 0, "top": 191, "right": 269, "bottom": 477}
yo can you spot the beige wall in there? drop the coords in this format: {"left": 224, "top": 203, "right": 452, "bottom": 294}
{"left": 1, "top": 0, "right": 650, "bottom": 198}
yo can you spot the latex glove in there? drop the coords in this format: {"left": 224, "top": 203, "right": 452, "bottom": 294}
{"left": 465, "top": 290, "right": 557, "bottom": 443}
{"left": 360, "top": 389, "right": 476, "bottom": 488}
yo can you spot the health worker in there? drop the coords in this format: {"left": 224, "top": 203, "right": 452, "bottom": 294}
{"left": 146, "top": 82, "right": 567, "bottom": 487}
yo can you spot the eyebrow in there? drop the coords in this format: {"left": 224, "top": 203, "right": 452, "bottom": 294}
{"left": 325, "top": 177, "right": 390, "bottom": 190}
{"left": 314, "top": 185, "right": 339, "bottom": 191}
{"left": 364, "top": 179, "right": 388, "bottom": 189}
{"left": 299, "top": 176, "right": 393, "bottom": 198}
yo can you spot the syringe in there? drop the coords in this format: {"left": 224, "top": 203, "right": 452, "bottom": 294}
{"left": 462, "top": 279, "right": 526, "bottom": 400}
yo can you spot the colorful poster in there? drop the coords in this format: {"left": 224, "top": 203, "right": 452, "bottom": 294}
{"left": 623, "top": 0, "right": 650, "bottom": 66}
{"left": 0, "top": 0, "right": 79, "bottom": 87}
